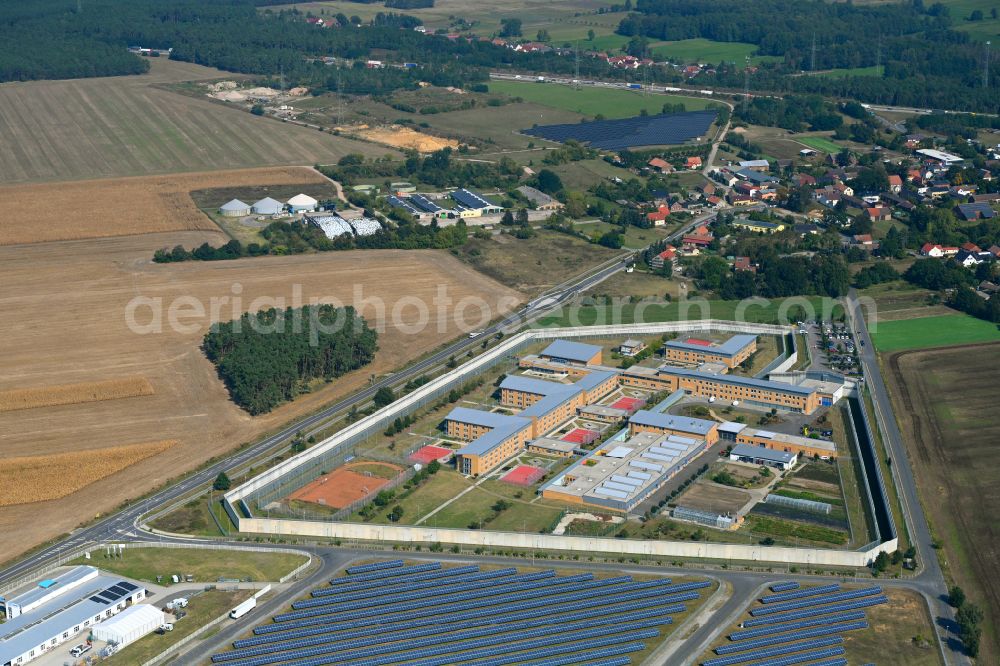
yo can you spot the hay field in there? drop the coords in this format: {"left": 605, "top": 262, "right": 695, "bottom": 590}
{"left": 0, "top": 58, "right": 389, "bottom": 185}
{"left": 0, "top": 376, "right": 153, "bottom": 413}
{"left": 356, "top": 126, "right": 459, "bottom": 153}
{"left": 0, "top": 441, "right": 176, "bottom": 507}
{"left": 0, "top": 166, "right": 329, "bottom": 246}
{"left": 0, "top": 233, "right": 523, "bottom": 562}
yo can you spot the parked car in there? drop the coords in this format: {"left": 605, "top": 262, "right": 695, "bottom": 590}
{"left": 70, "top": 644, "right": 92, "bottom": 657}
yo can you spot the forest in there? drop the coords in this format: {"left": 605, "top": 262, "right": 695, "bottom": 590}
{"left": 620, "top": 0, "right": 1000, "bottom": 112}
{"left": 203, "top": 305, "right": 378, "bottom": 414}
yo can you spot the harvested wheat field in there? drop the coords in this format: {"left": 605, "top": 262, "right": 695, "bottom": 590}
{"left": 0, "top": 441, "right": 177, "bottom": 508}
{"left": 0, "top": 166, "right": 333, "bottom": 246}
{"left": 0, "top": 58, "right": 389, "bottom": 185}
{"left": 0, "top": 232, "right": 523, "bottom": 562}
{"left": 0, "top": 376, "right": 153, "bottom": 413}
{"left": 358, "top": 125, "right": 459, "bottom": 152}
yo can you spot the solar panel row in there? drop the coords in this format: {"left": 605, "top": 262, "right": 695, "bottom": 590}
{"left": 759, "top": 584, "right": 840, "bottom": 604}
{"left": 293, "top": 570, "right": 553, "bottom": 610}
{"left": 702, "top": 636, "right": 843, "bottom": 666}
{"left": 329, "top": 562, "right": 440, "bottom": 585}
{"left": 314, "top": 565, "right": 480, "bottom": 596}
{"left": 769, "top": 582, "right": 800, "bottom": 593}
{"left": 522, "top": 111, "right": 717, "bottom": 151}
{"left": 749, "top": 586, "right": 882, "bottom": 616}
{"left": 309, "top": 568, "right": 522, "bottom": 605}
{"left": 734, "top": 646, "right": 845, "bottom": 666}
{"left": 728, "top": 611, "right": 867, "bottom": 641}
{"left": 465, "top": 643, "right": 640, "bottom": 666}
{"left": 742, "top": 595, "right": 888, "bottom": 627}
{"left": 714, "top": 621, "right": 867, "bottom": 655}
{"left": 346, "top": 560, "right": 403, "bottom": 575}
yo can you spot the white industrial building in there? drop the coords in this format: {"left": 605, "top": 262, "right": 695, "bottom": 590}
{"left": 252, "top": 197, "right": 285, "bottom": 217}
{"left": 287, "top": 193, "right": 318, "bottom": 212}
{"left": 91, "top": 604, "right": 164, "bottom": 648}
{"left": 219, "top": 199, "right": 251, "bottom": 217}
{"left": 0, "top": 567, "right": 146, "bottom": 666}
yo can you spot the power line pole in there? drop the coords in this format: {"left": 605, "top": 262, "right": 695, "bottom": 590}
{"left": 811, "top": 32, "right": 817, "bottom": 72}
{"left": 742, "top": 55, "right": 751, "bottom": 114}
{"left": 985, "top": 40, "right": 992, "bottom": 89}
{"left": 575, "top": 42, "right": 580, "bottom": 89}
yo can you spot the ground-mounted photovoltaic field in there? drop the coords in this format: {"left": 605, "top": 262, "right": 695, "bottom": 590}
{"left": 210, "top": 559, "right": 715, "bottom": 666}
{"left": 523, "top": 110, "right": 718, "bottom": 150}
{"left": 885, "top": 342, "right": 1000, "bottom": 661}
{"left": 0, "top": 58, "right": 390, "bottom": 185}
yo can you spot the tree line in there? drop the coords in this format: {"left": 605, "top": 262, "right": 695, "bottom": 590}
{"left": 203, "top": 305, "right": 378, "bottom": 414}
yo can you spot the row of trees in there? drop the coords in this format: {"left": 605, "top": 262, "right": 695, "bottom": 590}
{"left": 203, "top": 305, "right": 378, "bottom": 414}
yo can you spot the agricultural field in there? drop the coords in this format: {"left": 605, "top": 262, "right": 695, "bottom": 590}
{"left": 0, "top": 58, "right": 387, "bottom": 185}
{"left": 796, "top": 135, "right": 843, "bottom": 154}
{"left": 939, "top": 0, "right": 1000, "bottom": 40}
{"left": 650, "top": 38, "right": 781, "bottom": 65}
{"left": 0, "top": 234, "right": 522, "bottom": 565}
{"left": 884, "top": 342, "right": 1000, "bottom": 661}
{"left": 71, "top": 547, "right": 308, "bottom": 585}
{"left": 809, "top": 65, "right": 883, "bottom": 78}
{"left": 870, "top": 313, "right": 1000, "bottom": 352}
{"left": 488, "top": 80, "right": 719, "bottom": 118}
{"left": 0, "top": 166, "right": 333, "bottom": 246}
{"left": 0, "top": 441, "right": 176, "bottom": 507}
{"left": 0, "top": 376, "right": 153, "bottom": 412}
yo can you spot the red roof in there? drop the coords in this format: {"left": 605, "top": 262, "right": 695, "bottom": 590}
{"left": 648, "top": 157, "right": 670, "bottom": 169}
{"left": 961, "top": 242, "right": 982, "bottom": 252}
{"left": 921, "top": 243, "right": 941, "bottom": 253}
{"left": 656, "top": 248, "right": 676, "bottom": 260}
{"left": 686, "top": 156, "right": 702, "bottom": 167}
{"left": 854, "top": 234, "right": 874, "bottom": 243}
{"left": 888, "top": 175, "right": 902, "bottom": 186}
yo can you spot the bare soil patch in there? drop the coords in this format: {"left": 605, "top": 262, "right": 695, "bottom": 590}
{"left": 675, "top": 480, "right": 750, "bottom": 515}
{"left": 0, "top": 167, "right": 329, "bottom": 246}
{"left": 353, "top": 125, "right": 459, "bottom": 153}
{"left": 288, "top": 461, "right": 403, "bottom": 509}
{"left": 0, "top": 233, "right": 523, "bottom": 562}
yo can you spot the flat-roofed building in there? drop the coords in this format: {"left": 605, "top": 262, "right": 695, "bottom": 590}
{"left": 662, "top": 334, "right": 757, "bottom": 368}
{"left": 736, "top": 427, "right": 837, "bottom": 459}
{"left": 651, "top": 367, "right": 823, "bottom": 414}
{"left": 619, "top": 339, "right": 646, "bottom": 357}
{"left": 517, "top": 185, "right": 563, "bottom": 211}
{"left": 541, "top": 430, "right": 707, "bottom": 512}
{"left": 729, "top": 443, "right": 797, "bottom": 470}
{"left": 577, "top": 404, "right": 630, "bottom": 423}
{"left": 539, "top": 339, "right": 603, "bottom": 366}
{"left": 526, "top": 438, "right": 577, "bottom": 457}
{"left": 628, "top": 410, "right": 720, "bottom": 445}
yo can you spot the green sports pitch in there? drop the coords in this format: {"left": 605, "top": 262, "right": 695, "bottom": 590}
{"left": 870, "top": 313, "right": 1000, "bottom": 352}
{"left": 797, "top": 136, "right": 841, "bottom": 154}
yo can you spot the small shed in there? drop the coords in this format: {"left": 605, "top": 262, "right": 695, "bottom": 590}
{"left": 92, "top": 604, "right": 164, "bottom": 647}
{"left": 252, "top": 197, "right": 284, "bottom": 217}
{"left": 287, "top": 193, "right": 318, "bottom": 212}
{"left": 219, "top": 199, "right": 250, "bottom": 217}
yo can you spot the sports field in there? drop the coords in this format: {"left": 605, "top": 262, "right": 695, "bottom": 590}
{"left": 797, "top": 136, "right": 842, "bottom": 154}
{"left": 488, "top": 80, "right": 717, "bottom": 118}
{"left": 650, "top": 39, "right": 780, "bottom": 65}
{"left": 289, "top": 461, "right": 403, "bottom": 509}
{"left": 870, "top": 313, "right": 1000, "bottom": 352}
{"left": 885, "top": 343, "right": 1000, "bottom": 661}
{"left": 0, "top": 58, "right": 387, "bottom": 184}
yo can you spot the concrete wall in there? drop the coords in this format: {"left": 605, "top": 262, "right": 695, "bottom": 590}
{"left": 238, "top": 518, "right": 897, "bottom": 568}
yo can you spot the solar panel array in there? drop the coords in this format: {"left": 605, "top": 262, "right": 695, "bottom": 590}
{"left": 213, "top": 561, "right": 712, "bottom": 666}
{"left": 749, "top": 586, "right": 882, "bottom": 616}
{"left": 523, "top": 111, "right": 718, "bottom": 150}
{"left": 759, "top": 583, "right": 840, "bottom": 604}
{"left": 769, "top": 582, "right": 799, "bottom": 593}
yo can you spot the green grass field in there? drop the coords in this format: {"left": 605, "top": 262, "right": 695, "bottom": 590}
{"left": 871, "top": 313, "right": 1000, "bottom": 352}
{"left": 942, "top": 0, "right": 1000, "bottom": 40}
{"left": 797, "top": 136, "right": 842, "bottom": 154}
{"left": 487, "top": 80, "right": 717, "bottom": 118}
{"left": 71, "top": 547, "right": 307, "bottom": 585}
{"left": 650, "top": 38, "right": 780, "bottom": 65}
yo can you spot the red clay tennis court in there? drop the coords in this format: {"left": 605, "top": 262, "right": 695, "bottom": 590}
{"left": 684, "top": 338, "right": 713, "bottom": 346}
{"left": 610, "top": 396, "right": 645, "bottom": 411}
{"left": 288, "top": 461, "right": 402, "bottom": 509}
{"left": 561, "top": 428, "right": 599, "bottom": 444}
{"left": 408, "top": 445, "right": 454, "bottom": 465}
{"left": 500, "top": 465, "right": 546, "bottom": 486}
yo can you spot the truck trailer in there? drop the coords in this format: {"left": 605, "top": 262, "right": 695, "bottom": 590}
{"left": 229, "top": 597, "right": 256, "bottom": 620}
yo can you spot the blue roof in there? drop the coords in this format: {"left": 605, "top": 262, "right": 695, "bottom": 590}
{"left": 956, "top": 202, "right": 996, "bottom": 219}
{"left": 452, "top": 188, "right": 494, "bottom": 210}
{"left": 410, "top": 194, "right": 442, "bottom": 213}
{"left": 520, "top": 389, "right": 580, "bottom": 418}
{"left": 540, "top": 340, "right": 602, "bottom": 364}
{"left": 455, "top": 416, "right": 531, "bottom": 457}
{"left": 445, "top": 406, "right": 524, "bottom": 429}
{"left": 658, "top": 367, "right": 816, "bottom": 396}
{"left": 731, "top": 443, "right": 796, "bottom": 464}
{"left": 573, "top": 369, "right": 618, "bottom": 392}
{"left": 387, "top": 195, "right": 420, "bottom": 215}
{"left": 736, "top": 169, "right": 778, "bottom": 184}
{"left": 629, "top": 410, "right": 717, "bottom": 436}
{"left": 664, "top": 334, "right": 757, "bottom": 358}
{"left": 499, "top": 375, "right": 573, "bottom": 396}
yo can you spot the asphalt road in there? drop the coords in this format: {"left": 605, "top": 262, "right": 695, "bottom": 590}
{"left": 845, "top": 291, "right": 967, "bottom": 664}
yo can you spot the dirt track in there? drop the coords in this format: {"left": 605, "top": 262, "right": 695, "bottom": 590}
{"left": 885, "top": 342, "right": 1000, "bottom": 660}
